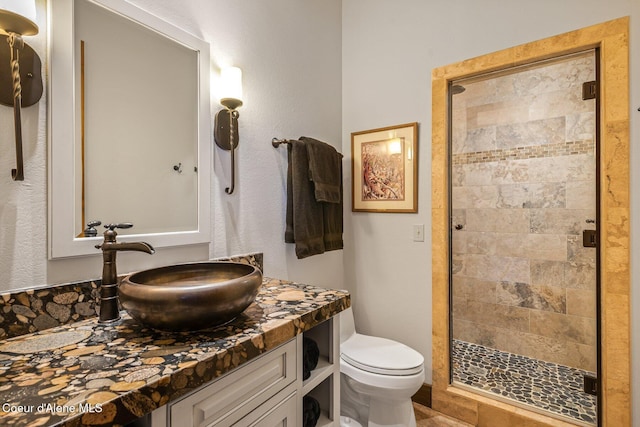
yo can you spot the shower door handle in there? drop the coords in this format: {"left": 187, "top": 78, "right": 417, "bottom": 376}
{"left": 583, "top": 229, "right": 597, "bottom": 248}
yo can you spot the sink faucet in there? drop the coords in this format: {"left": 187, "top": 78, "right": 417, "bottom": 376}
{"left": 95, "top": 223, "right": 155, "bottom": 323}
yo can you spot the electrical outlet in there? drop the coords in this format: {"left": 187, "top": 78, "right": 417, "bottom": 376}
{"left": 413, "top": 224, "right": 424, "bottom": 242}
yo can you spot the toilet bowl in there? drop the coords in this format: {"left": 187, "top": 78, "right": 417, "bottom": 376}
{"left": 340, "top": 415, "right": 363, "bottom": 427}
{"left": 340, "top": 308, "right": 424, "bottom": 427}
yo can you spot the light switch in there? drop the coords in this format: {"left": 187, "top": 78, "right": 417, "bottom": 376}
{"left": 413, "top": 224, "right": 424, "bottom": 242}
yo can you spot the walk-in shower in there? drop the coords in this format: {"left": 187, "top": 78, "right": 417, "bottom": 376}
{"left": 448, "top": 50, "right": 598, "bottom": 425}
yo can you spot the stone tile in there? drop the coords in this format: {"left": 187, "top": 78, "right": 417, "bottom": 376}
{"left": 451, "top": 296, "right": 469, "bottom": 320}
{"left": 466, "top": 300, "right": 530, "bottom": 333}
{"left": 497, "top": 182, "right": 566, "bottom": 209}
{"left": 452, "top": 276, "right": 497, "bottom": 305}
{"left": 452, "top": 339, "right": 596, "bottom": 424}
{"left": 468, "top": 100, "right": 530, "bottom": 129}
{"left": 451, "top": 275, "right": 469, "bottom": 300}
{"left": 497, "top": 282, "right": 566, "bottom": 313}
{"left": 530, "top": 260, "right": 565, "bottom": 286}
{"left": 452, "top": 319, "right": 501, "bottom": 348}
{"left": 495, "top": 330, "right": 565, "bottom": 363}
{"left": 565, "top": 112, "right": 596, "bottom": 142}
{"left": 530, "top": 310, "right": 596, "bottom": 346}
{"left": 460, "top": 231, "right": 498, "bottom": 255}
{"left": 566, "top": 180, "right": 596, "bottom": 209}
{"left": 564, "top": 262, "right": 596, "bottom": 290}
{"left": 497, "top": 233, "right": 567, "bottom": 262}
{"left": 496, "top": 117, "right": 566, "bottom": 149}
{"left": 458, "top": 254, "right": 530, "bottom": 283}
{"left": 528, "top": 88, "right": 593, "bottom": 122}
{"left": 452, "top": 186, "right": 499, "bottom": 209}
{"left": 451, "top": 107, "right": 468, "bottom": 150}
{"left": 458, "top": 126, "right": 497, "bottom": 154}
{"left": 564, "top": 341, "right": 597, "bottom": 373}
{"left": 454, "top": 162, "right": 495, "bottom": 186}
{"left": 529, "top": 208, "right": 593, "bottom": 235}
{"left": 566, "top": 288, "right": 596, "bottom": 318}
{"left": 451, "top": 255, "right": 463, "bottom": 275}
{"left": 567, "top": 236, "right": 597, "bottom": 264}
{"left": 451, "top": 209, "right": 467, "bottom": 231}
{"left": 490, "top": 159, "right": 530, "bottom": 184}
{"left": 451, "top": 231, "right": 467, "bottom": 255}
{"left": 465, "top": 208, "right": 530, "bottom": 233}
{"left": 524, "top": 154, "right": 594, "bottom": 183}
{"left": 467, "top": 279, "right": 498, "bottom": 304}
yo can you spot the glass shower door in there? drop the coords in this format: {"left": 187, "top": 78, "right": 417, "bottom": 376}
{"left": 449, "top": 50, "right": 598, "bottom": 425}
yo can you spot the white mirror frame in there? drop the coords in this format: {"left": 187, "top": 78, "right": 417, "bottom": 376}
{"left": 48, "top": 0, "right": 211, "bottom": 259}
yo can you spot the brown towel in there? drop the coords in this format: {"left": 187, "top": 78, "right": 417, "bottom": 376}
{"left": 285, "top": 139, "right": 343, "bottom": 259}
{"left": 301, "top": 136, "right": 342, "bottom": 204}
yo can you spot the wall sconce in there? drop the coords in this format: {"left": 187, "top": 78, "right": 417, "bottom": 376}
{"left": 214, "top": 66, "right": 243, "bottom": 195}
{"left": 0, "top": 0, "right": 43, "bottom": 181}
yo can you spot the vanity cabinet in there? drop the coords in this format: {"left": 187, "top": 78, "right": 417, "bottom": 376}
{"left": 151, "top": 316, "right": 340, "bottom": 427}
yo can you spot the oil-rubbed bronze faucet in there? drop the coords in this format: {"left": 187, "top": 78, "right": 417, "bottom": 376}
{"left": 95, "top": 223, "right": 155, "bottom": 322}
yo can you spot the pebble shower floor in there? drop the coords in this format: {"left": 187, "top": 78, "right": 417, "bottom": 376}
{"left": 452, "top": 339, "right": 597, "bottom": 424}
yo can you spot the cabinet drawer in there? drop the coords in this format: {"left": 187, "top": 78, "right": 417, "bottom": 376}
{"left": 170, "top": 339, "right": 297, "bottom": 427}
{"left": 233, "top": 389, "right": 297, "bottom": 427}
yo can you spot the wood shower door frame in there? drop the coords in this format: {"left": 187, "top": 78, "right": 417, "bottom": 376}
{"left": 431, "top": 17, "right": 630, "bottom": 427}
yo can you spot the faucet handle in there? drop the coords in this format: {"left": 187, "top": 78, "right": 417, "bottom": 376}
{"left": 104, "top": 223, "right": 133, "bottom": 231}
{"left": 84, "top": 220, "right": 102, "bottom": 237}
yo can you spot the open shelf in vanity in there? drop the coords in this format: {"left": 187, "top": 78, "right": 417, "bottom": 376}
{"left": 300, "top": 316, "right": 341, "bottom": 427}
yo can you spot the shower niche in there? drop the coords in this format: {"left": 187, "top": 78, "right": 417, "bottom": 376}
{"left": 448, "top": 51, "right": 598, "bottom": 425}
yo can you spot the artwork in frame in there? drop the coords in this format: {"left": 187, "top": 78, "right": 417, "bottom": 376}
{"left": 351, "top": 122, "right": 418, "bottom": 212}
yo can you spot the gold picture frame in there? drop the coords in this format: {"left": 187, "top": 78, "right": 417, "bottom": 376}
{"left": 351, "top": 122, "right": 418, "bottom": 212}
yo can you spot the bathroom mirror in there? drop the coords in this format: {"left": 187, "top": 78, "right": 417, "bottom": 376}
{"left": 48, "top": 0, "right": 211, "bottom": 258}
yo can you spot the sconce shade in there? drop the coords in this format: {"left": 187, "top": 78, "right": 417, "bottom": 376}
{"left": 0, "top": 0, "right": 38, "bottom": 35}
{"left": 219, "top": 66, "right": 243, "bottom": 109}
{"left": 388, "top": 138, "right": 402, "bottom": 155}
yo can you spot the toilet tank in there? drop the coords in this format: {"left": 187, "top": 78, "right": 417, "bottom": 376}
{"left": 340, "top": 307, "right": 356, "bottom": 344}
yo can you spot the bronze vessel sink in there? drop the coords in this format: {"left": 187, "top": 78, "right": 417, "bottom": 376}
{"left": 119, "top": 262, "right": 263, "bottom": 331}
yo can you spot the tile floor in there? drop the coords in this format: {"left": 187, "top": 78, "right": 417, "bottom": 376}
{"left": 452, "top": 339, "right": 597, "bottom": 425}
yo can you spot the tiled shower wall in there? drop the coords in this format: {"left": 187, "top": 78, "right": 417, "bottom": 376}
{"left": 450, "top": 52, "right": 597, "bottom": 372}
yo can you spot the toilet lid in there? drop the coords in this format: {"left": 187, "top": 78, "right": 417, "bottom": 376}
{"left": 341, "top": 334, "right": 424, "bottom": 376}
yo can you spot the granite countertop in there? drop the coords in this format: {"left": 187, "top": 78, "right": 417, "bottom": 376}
{"left": 0, "top": 278, "right": 350, "bottom": 427}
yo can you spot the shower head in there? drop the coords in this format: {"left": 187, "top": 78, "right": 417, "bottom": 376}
{"left": 450, "top": 84, "right": 466, "bottom": 95}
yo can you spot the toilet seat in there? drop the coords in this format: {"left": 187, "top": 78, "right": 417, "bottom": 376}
{"left": 341, "top": 334, "right": 424, "bottom": 376}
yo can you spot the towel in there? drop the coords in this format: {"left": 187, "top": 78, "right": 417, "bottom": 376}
{"left": 303, "top": 396, "right": 321, "bottom": 427}
{"left": 301, "top": 136, "right": 342, "bottom": 204}
{"left": 302, "top": 337, "right": 320, "bottom": 380}
{"left": 285, "top": 138, "right": 343, "bottom": 259}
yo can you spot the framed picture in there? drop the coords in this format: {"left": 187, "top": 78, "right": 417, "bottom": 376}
{"left": 351, "top": 122, "right": 418, "bottom": 212}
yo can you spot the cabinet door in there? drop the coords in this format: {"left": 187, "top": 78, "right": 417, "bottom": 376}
{"left": 234, "top": 391, "right": 297, "bottom": 427}
{"left": 170, "top": 339, "right": 296, "bottom": 427}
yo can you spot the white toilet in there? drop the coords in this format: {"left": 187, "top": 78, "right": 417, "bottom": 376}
{"left": 340, "top": 308, "right": 425, "bottom": 427}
